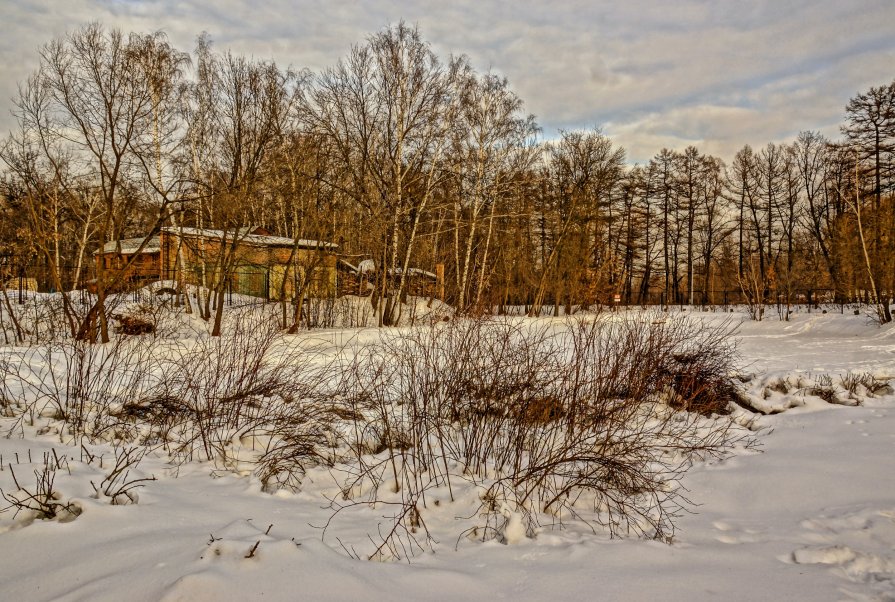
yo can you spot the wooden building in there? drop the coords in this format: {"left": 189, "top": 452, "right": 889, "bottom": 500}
{"left": 93, "top": 227, "right": 338, "bottom": 299}
{"left": 92, "top": 236, "right": 162, "bottom": 292}
{"left": 159, "top": 227, "right": 338, "bottom": 300}
{"left": 336, "top": 259, "right": 441, "bottom": 299}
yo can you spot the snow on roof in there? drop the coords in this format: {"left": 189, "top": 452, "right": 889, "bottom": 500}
{"left": 161, "top": 227, "right": 338, "bottom": 250}
{"left": 98, "top": 236, "right": 161, "bottom": 255}
{"left": 389, "top": 267, "right": 437, "bottom": 279}
{"left": 338, "top": 259, "right": 359, "bottom": 272}
{"left": 346, "top": 260, "right": 436, "bottom": 278}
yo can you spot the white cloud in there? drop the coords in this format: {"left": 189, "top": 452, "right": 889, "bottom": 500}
{"left": 1, "top": 0, "right": 893, "bottom": 164}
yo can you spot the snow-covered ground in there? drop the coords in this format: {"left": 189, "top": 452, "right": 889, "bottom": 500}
{"left": 0, "top": 307, "right": 893, "bottom": 601}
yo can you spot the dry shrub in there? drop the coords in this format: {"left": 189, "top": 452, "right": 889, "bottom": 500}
{"left": 253, "top": 399, "right": 340, "bottom": 493}
{"left": 0, "top": 334, "right": 163, "bottom": 440}
{"left": 660, "top": 325, "right": 740, "bottom": 416}
{"left": 0, "top": 449, "right": 81, "bottom": 522}
{"left": 0, "top": 297, "right": 185, "bottom": 438}
{"left": 1, "top": 305, "right": 339, "bottom": 493}
{"left": 840, "top": 372, "right": 893, "bottom": 398}
{"left": 1, "top": 299, "right": 751, "bottom": 560}
{"left": 325, "top": 313, "right": 750, "bottom": 559}
{"left": 112, "top": 312, "right": 155, "bottom": 336}
{"left": 85, "top": 445, "right": 156, "bottom": 505}
{"left": 808, "top": 374, "right": 839, "bottom": 404}
{"left": 136, "top": 307, "right": 335, "bottom": 472}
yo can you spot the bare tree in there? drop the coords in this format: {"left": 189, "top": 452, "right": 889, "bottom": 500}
{"left": 794, "top": 131, "right": 837, "bottom": 295}
{"left": 842, "top": 81, "right": 894, "bottom": 322}
{"left": 653, "top": 149, "right": 680, "bottom": 304}
{"left": 450, "top": 71, "right": 538, "bottom": 312}
{"left": 696, "top": 156, "right": 731, "bottom": 304}
{"left": 182, "top": 41, "right": 300, "bottom": 335}
{"left": 3, "top": 25, "right": 188, "bottom": 341}
{"left": 529, "top": 129, "right": 625, "bottom": 315}
{"left": 305, "top": 22, "right": 465, "bottom": 325}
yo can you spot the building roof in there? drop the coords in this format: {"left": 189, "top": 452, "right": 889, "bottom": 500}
{"left": 341, "top": 259, "right": 436, "bottom": 279}
{"left": 391, "top": 267, "right": 437, "bottom": 279}
{"left": 161, "top": 227, "right": 338, "bottom": 250}
{"left": 338, "top": 259, "right": 359, "bottom": 272}
{"left": 98, "top": 236, "right": 161, "bottom": 255}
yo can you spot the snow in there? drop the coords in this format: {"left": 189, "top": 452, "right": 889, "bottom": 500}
{"left": 98, "top": 237, "right": 161, "bottom": 255}
{"left": 161, "top": 226, "right": 338, "bottom": 250}
{"left": 0, "top": 306, "right": 893, "bottom": 601}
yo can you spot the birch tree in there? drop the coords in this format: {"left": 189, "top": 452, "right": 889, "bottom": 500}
{"left": 3, "top": 24, "right": 187, "bottom": 341}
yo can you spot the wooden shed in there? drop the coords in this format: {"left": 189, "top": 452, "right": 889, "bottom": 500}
{"left": 159, "top": 227, "right": 339, "bottom": 300}
{"left": 92, "top": 236, "right": 162, "bottom": 292}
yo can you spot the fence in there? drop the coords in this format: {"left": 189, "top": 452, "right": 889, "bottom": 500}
{"left": 494, "top": 286, "right": 889, "bottom": 317}
{"left": 0, "top": 263, "right": 887, "bottom": 315}
{"left": 616, "top": 288, "right": 846, "bottom": 310}
{"left": 0, "top": 263, "right": 338, "bottom": 309}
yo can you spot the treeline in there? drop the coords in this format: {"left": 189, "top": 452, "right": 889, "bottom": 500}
{"left": 1, "top": 22, "right": 893, "bottom": 333}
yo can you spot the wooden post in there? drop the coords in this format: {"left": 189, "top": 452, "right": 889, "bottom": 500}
{"left": 436, "top": 263, "right": 445, "bottom": 302}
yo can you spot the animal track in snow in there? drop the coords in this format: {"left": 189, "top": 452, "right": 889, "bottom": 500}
{"left": 790, "top": 506, "right": 895, "bottom": 598}
{"left": 711, "top": 520, "right": 767, "bottom": 545}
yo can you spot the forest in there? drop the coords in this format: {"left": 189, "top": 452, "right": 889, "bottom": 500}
{"left": 0, "top": 22, "right": 893, "bottom": 338}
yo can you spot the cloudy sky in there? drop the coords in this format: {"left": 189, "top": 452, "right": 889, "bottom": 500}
{"left": 1, "top": 0, "right": 893, "bottom": 163}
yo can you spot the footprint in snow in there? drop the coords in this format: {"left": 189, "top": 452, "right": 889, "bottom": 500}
{"left": 711, "top": 521, "right": 765, "bottom": 545}
{"left": 788, "top": 507, "right": 895, "bottom": 598}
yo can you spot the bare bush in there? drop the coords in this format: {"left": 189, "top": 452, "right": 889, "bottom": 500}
{"left": 0, "top": 334, "right": 163, "bottom": 440}
{"left": 252, "top": 398, "right": 342, "bottom": 493}
{"left": 1, "top": 298, "right": 752, "bottom": 559}
{"left": 0, "top": 449, "right": 81, "bottom": 522}
{"left": 840, "top": 372, "right": 892, "bottom": 399}
{"left": 304, "top": 296, "right": 338, "bottom": 329}
{"left": 323, "top": 313, "right": 750, "bottom": 558}
{"left": 1, "top": 305, "right": 339, "bottom": 495}
{"left": 0, "top": 293, "right": 75, "bottom": 343}
{"left": 0, "top": 289, "right": 142, "bottom": 345}
{"left": 112, "top": 312, "right": 155, "bottom": 336}
{"left": 88, "top": 446, "right": 156, "bottom": 505}
{"left": 809, "top": 374, "right": 839, "bottom": 404}
{"left": 334, "top": 296, "right": 375, "bottom": 329}
{"left": 138, "top": 308, "right": 336, "bottom": 475}
{"left": 107, "top": 287, "right": 191, "bottom": 340}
